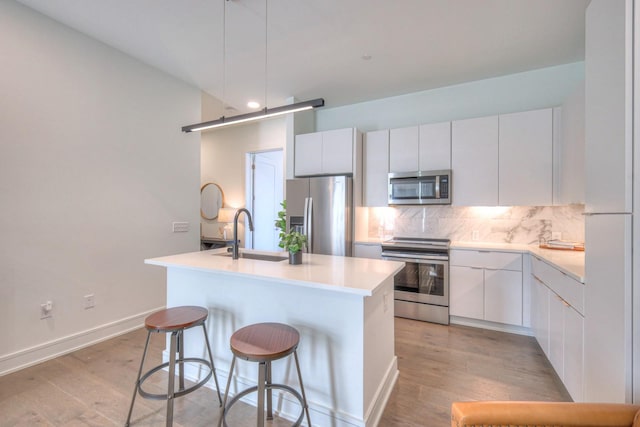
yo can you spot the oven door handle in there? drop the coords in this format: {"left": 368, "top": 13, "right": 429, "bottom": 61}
{"left": 382, "top": 254, "right": 449, "bottom": 264}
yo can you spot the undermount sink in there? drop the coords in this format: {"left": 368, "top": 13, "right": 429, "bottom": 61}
{"left": 214, "top": 252, "right": 287, "bottom": 262}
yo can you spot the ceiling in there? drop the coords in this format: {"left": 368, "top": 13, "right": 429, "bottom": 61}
{"left": 16, "top": 0, "right": 589, "bottom": 117}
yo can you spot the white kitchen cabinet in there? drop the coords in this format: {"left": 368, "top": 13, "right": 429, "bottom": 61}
{"left": 531, "top": 275, "right": 550, "bottom": 355}
{"left": 389, "top": 122, "right": 451, "bottom": 173}
{"left": 353, "top": 243, "right": 382, "bottom": 259}
{"left": 389, "top": 126, "right": 419, "bottom": 172}
{"left": 363, "top": 130, "right": 389, "bottom": 207}
{"left": 449, "top": 266, "right": 484, "bottom": 319}
{"left": 548, "top": 292, "right": 565, "bottom": 378}
{"left": 322, "top": 128, "right": 354, "bottom": 175}
{"left": 564, "top": 304, "right": 585, "bottom": 401}
{"left": 556, "top": 84, "right": 585, "bottom": 205}
{"left": 584, "top": 213, "right": 630, "bottom": 402}
{"left": 418, "top": 122, "right": 451, "bottom": 170}
{"left": 450, "top": 249, "right": 523, "bottom": 326}
{"left": 531, "top": 254, "right": 586, "bottom": 402}
{"left": 585, "top": 0, "right": 633, "bottom": 213}
{"left": 451, "top": 116, "right": 499, "bottom": 206}
{"left": 294, "top": 132, "right": 322, "bottom": 176}
{"left": 499, "top": 108, "right": 553, "bottom": 206}
{"left": 294, "top": 128, "right": 356, "bottom": 176}
{"left": 484, "top": 269, "right": 523, "bottom": 325}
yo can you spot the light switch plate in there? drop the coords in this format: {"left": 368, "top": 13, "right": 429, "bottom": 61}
{"left": 551, "top": 231, "right": 561, "bottom": 240}
{"left": 172, "top": 222, "right": 189, "bottom": 233}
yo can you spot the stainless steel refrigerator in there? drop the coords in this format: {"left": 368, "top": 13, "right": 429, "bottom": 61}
{"left": 285, "top": 176, "right": 353, "bottom": 256}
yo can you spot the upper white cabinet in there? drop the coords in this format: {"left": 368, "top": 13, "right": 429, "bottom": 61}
{"left": 499, "top": 108, "right": 553, "bottom": 206}
{"left": 452, "top": 116, "right": 499, "bottom": 206}
{"left": 585, "top": 0, "right": 632, "bottom": 213}
{"left": 389, "top": 122, "right": 451, "bottom": 173}
{"left": 419, "top": 122, "right": 451, "bottom": 170}
{"left": 295, "top": 128, "right": 356, "bottom": 177}
{"left": 556, "top": 84, "right": 585, "bottom": 205}
{"left": 389, "top": 126, "right": 419, "bottom": 172}
{"left": 294, "top": 132, "right": 322, "bottom": 176}
{"left": 363, "top": 130, "right": 389, "bottom": 207}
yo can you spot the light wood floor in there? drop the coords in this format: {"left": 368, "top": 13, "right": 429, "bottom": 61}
{"left": 0, "top": 318, "right": 570, "bottom": 426}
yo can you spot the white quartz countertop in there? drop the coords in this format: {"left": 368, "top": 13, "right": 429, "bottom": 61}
{"left": 452, "top": 241, "right": 585, "bottom": 282}
{"left": 145, "top": 248, "right": 405, "bottom": 296}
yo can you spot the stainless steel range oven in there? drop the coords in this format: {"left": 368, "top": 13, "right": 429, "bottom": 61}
{"left": 381, "top": 237, "right": 450, "bottom": 325}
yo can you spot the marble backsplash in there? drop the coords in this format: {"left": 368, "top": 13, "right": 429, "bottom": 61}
{"left": 366, "top": 204, "right": 585, "bottom": 244}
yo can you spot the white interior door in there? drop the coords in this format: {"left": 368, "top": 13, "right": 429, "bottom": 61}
{"left": 247, "top": 150, "right": 283, "bottom": 251}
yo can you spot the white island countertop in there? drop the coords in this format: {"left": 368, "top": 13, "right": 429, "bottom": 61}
{"left": 146, "top": 248, "right": 404, "bottom": 296}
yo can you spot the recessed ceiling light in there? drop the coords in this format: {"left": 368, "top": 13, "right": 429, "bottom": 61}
{"left": 247, "top": 101, "right": 261, "bottom": 109}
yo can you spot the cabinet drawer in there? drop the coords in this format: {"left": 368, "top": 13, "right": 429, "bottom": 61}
{"left": 450, "top": 249, "right": 522, "bottom": 271}
{"left": 531, "top": 255, "right": 584, "bottom": 314}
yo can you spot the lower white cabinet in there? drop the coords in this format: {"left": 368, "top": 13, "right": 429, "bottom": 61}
{"left": 484, "top": 269, "right": 523, "bottom": 325}
{"left": 531, "top": 276, "right": 550, "bottom": 355}
{"left": 353, "top": 243, "right": 382, "bottom": 259}
{"left": 450, "top": 266, "right": 484, "bottom": 319}
{"left": 450, "top": 249, "right": 523, "bottom": 326}
{"left": 530, "top": 254, "right": 584, "bottom": 402}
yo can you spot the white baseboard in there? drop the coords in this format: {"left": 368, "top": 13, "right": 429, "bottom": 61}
{"left": 175, "top": 354, "right": 387, "bottom": 427}
{"left": 450, "top": 316, "right": 534, "bottom": 336}
{"left": 0, "top": 306, "right": 164, "bottom": 376}
{"left": 364, "top": 356, "right": 399, "bottom": 427}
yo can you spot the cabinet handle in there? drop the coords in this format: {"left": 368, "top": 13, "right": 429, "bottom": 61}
{"left": 478, "top": 250, "right": 491, "bottom": 253}
{"left": 532, "top": 275, "right": 545, "bottom": 285}
{"left": 555, "top": 294, "right": 570, "bottom": 307}
{"left": 470, "top": 267, "right": 483, "bottom": 270}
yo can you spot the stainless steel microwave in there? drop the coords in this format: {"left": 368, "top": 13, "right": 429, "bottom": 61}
{"left": 388, "top": 170, "right": 451, "bottom": 205}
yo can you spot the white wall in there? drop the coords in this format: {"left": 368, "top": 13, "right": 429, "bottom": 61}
{"left": 316, "top": 62, "right": 585, "bottom": 132}
{"left": 0, "top": 1, "right": 201, "bottom": 374}
{"left": 200, "top": 114, "right": 286, "bottom": 242}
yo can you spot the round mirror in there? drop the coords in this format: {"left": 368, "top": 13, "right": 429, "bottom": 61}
{"left": 200, "top": 182, "right": 224, "bottom": 220}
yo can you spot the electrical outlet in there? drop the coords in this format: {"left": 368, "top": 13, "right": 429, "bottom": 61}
{"left": 172, "top": 222, "right": 189, "bottom": 233}
{"left": 40, "top": 300, "right": 52, "bottom": 319}
{"left": 472, "top": 230, "right": 480, "bottom": 241}
{"left": 551, "top": 231, "right": 562, "bottom": 240}
{"left": 84, "top": 294, "right": 95, "bottom": 309}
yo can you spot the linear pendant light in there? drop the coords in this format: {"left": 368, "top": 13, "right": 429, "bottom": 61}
{"left": 182, "top": 98, "right": 324, "bottom": 133}
{"left": 182, "top": 0, "right": 324, "bottom": 133}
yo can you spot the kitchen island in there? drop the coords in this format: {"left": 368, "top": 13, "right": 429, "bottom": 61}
{"left": 145, "top": 248, "right": 404, "bottom": 427}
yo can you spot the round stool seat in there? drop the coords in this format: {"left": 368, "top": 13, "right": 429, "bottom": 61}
{"left": 230, "top": 322, "right": 300, "bottom": 362}
{"left": 145, "top": 306, "right": 208, "bottom": 332}
{"left": 126, "top": 305, "right": 222, "bottom": 427}
{"left": 220, "top": 322, "right": 311, "bottom": 427}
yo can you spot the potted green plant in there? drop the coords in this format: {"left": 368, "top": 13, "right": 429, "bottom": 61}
{"left": 275, "top": 200, "right": 307, "bottom": 265}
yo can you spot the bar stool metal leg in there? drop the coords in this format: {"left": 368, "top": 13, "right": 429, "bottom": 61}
{"left": 218, "top": 355, "right": 236, "bottom": 427}
{"left": 202, "top": 323, "right": 223, "bottom": 405}
{"left": 125, "top": 331, "right": 152, "bottom": 427}
{"left": 178, "top": 331, "right": 185, "bottom": 391}
{"left": 294, "top": 350, "right": 312, "bottom": 427}
{"left": 257, "top": 362, "right": 266, "bottom": 427}
{"left": 266, "top": 362, "right": 273, "bottom": 420}
{"left": 166, "top": 331, "right": 178, "bottom": 427}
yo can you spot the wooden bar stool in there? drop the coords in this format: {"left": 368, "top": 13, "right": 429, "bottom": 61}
{"left": 125, "top": 306, "right": 223, "bottom": 427}
{"left": 219, "top": 322, "right": 312, "bottom": 427}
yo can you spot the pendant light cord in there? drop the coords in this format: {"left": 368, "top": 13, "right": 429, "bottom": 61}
{"left": 264, "top": 0, "right": 268, "bottom": 111}
{"left": 222, "top": 0, "right": 227, "bottom": 116}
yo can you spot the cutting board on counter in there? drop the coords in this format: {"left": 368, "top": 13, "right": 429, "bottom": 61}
{"left": 539, "top": 243, "right": 585, "bottom": 252}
